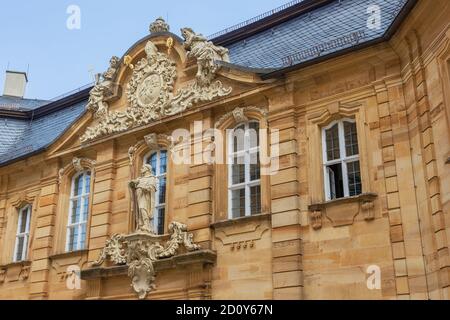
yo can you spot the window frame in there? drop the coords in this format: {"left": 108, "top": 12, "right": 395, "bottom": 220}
{"left": 65, "top": 170, "right": 91, "bottom": 252}
{"left": 227, "top": 120, "right": 262, "bottom": 219}
{"left": 144, "top": 149, "right": 168, "bottom": 235}
{"left": 13, "top": 204, "right": 31, "bottom": 262}
{"left": 322, "top": 118, "right": 361, "bottom": 201}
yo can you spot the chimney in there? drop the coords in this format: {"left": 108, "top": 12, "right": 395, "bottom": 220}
{"left": 3, "top": 70, "right": 28, "bottom": 98}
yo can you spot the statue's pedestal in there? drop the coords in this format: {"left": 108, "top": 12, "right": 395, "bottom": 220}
{"left": 85, "top": 222, "right": 204, "bottom": 299}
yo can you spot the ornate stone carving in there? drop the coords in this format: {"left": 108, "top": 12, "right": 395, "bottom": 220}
{"left": 149, "top": 17, "right": 170, "bottom": 33}
{"left": 129, "top": 165, "right": 158, "bottom": 234}
{"left": 81, "top": 37, "right": 232, "bottom": 143}
{"left": 19, "top": 266, "right": 30, "bottom": 281}
{"left": 0, "top": 269, "right": 5, "bottom": 284}
{"left": 232, "top": 107, "right": 248, "bottom": 123}
{"left": 181, "top": 27, "right": 230, "bottom": 86}
{"left": 87, "top": 56, "right": 120, "bottom": 118}
{"left": 361, "top": 201, "right": 375, "bottom": 221}
{"left": 92, "top": 222, "right": 200, "bottom": 299}
{"left": 214, "top": 106, "right": 268, "bottom": 128}
{"left": 310, "top": 211, "right": 323, "bottom": 230}
{"left": 59, "top": 157, "right": 96, "bottom": 185}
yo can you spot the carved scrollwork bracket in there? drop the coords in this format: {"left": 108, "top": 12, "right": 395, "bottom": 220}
{"left": 92, "top": 221, "right": 200, "bottom": 299}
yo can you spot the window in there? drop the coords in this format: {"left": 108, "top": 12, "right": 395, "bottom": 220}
{"left": 66, "top": 171, "right": 91, "bottom": 252}
{"left": 13, "top": 205, "right": 31, "bottom": 262}
{"left": 146, "top": 150, "right": 167, "bottom": 235}
{"left": 228, "top": 121, "right": 261, "bottom": 219}
{"left": 322, "top": 119, "right": 361, "bottom": 200}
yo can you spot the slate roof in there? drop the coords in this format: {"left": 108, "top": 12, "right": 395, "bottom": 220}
{"left": 225, "top": 0, "right": 410, "bottom": 69}
{"left": 0, "top": 100, "right": 87, "bottom": 166}
{"left": 0, "top": 95, "right": 49, "bottom": 111}
{"left": 0, "top": 0, "right": 415, "bottom": 166}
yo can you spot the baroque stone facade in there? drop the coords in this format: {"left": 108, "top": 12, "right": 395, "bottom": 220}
{"left": 0, "top": 1, "right": 449, "bottom": 300}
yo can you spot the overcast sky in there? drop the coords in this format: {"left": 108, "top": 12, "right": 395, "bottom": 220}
{"left": 0, "top": 0, "right": 289, "bottom": 100}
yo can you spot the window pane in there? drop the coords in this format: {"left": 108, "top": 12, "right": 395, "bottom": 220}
{"left": 82, "top": 197, "right": 89, "bottom": 222}
{"left": 149, "top": 153, "right": 158, "bottom": 175}
{"left": 347, "top": 161, "right": 362, "bottom": 196}
{"left": 158, "top": 177, "right": 167, "bottom": 205}
{"left": 156, "top": 208, "right": 165, "bottom": 235}
{"left": 250, "top": 151, "right": 260, "bottom": 181}
{"left": 250, "top": 185, "right": 261, "bottom": 215}
{"left": 232, "top": 155, "right": 245, "bottom": 185}
{"left": 233, "top": 125, "right": 245, "bottom": 153}
{"left": 84, "top": 172, "right": 91, "bottom": 192}
{"left": 15, "top": 236, "right": 25, "bottom": 261}
{"left": 231, "top": 189, "right": 246, "bottom": 218}
{"left": 67, "top": 227, "right": 77, "bottom": 252}
{"left": 327, "top": 163, "right": 344, "bottom": 199}
{"left": 344, "top": 122, "right": 359, "bottom": 157}
{"left": 79, "top": 224, "right": 87, "bottom": 250}
{"left": 19, "top": 209, "right": 28, "bottom": 233}
{"left": 73, "top": 175, "right": 83, "bottom": 196}
{"left": 160, "top": 151, "right": 167, "bottom": 174}
{"left": 325, "top": 124, "right": 340, "bottom": 161}
{"left": 71, "top": 199, "right": 81, "bottom": 224}
{"left": 248, "top": 122, "right": 260, "bottom": 149}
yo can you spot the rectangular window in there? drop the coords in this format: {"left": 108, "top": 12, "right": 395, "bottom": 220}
{"left": 322, "top": 120, "right": 362, "bottom": 200}
{"left": 228, "top": 121, "right": 261, "bottom": 219}
{"left": 13, "top": 205, "right": 31, "bottom": 262}
{"left": 66, "top": 171, "right": 91, "bottom": 252}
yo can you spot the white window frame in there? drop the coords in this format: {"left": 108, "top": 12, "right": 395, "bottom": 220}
{"left": 66, "top": 171, "right": 91, "bottom": 252}
{"left": 228, "top": 121, "right": 261, "bottom": 219}
{"left": 145, "top": 150, "right": 167, "bottom": 235}
{"left": 13, "top": 205, "right": 31, "bottom": 262}
{"left": 322, "top": 118, "right": 361, "bottom": 201}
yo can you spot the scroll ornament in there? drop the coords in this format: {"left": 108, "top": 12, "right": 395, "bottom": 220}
{"left": 81, "top": 24, "right": 232, "bottom": 143}
{"left": 92, "top": 222, "right": 200, "bottom": 299}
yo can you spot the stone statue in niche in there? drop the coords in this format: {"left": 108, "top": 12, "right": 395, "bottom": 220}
{"left": 129, "top": 164, "right": 159, "bottom": 233}
{"left": 181, "top": 27, "right": 230, "bottom": 86}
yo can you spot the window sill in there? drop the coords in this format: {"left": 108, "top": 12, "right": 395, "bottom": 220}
{"left": 211, "top": 213, "right": 270, "bottom": 229}
{"left": 0, "top": 260, "right": 31, "bottom": 283}
{"left": 0, "top": 260, "right": 31, "bottom": 269}
{"left": 49, "top": 249, "right": 89, "bottom": 261}
{"left": 308, "top": 193, "right": 378, "bottom": 229}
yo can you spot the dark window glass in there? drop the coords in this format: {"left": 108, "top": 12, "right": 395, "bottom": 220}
{"left": 325, "top": 124, "right": 340, "bottom": 161}
{"left": 344, "top": 122, "right": 359, "bottom": 157}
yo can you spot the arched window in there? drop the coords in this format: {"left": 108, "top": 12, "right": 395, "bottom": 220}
{"left": 66, "top": 171, "right": 91, "bottom": 252}
{"left": 146, "top": 150, "right": 167, "bottom": 235}
{"left": 13, "top": 205, "right": 31, "bottom": 262}
{"left": 322, "top": 119, "right": 361, "bottom": 200}
{"left": 228, "top": 121, "right": 261, "bottom": 219}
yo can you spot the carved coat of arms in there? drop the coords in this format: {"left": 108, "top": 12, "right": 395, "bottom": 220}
{"left": 81, "top": 23, "right": 232, "bottom": 143}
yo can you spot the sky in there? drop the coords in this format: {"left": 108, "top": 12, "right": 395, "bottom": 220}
{"left": 0, "top": 0, "right": 290, "bottom": 100}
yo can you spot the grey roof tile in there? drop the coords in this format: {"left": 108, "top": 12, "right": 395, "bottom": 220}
{"left": 0, "top": 100, "right": 87, "bottom": 165}
{"left": 226, "top": 0, "right": 409, "bottom": 68}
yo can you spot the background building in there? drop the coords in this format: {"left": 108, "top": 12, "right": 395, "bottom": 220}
{"left": 0, "top": 0, "right": 449, "bottom": 300}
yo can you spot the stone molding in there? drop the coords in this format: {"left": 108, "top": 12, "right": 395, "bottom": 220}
{"left": 58, "top": 157, "right": 96, "bottom": 185}
{"left": 308, "top": 193, "right": 378, "bottom": 229}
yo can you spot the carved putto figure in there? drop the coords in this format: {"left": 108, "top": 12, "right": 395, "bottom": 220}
{"left": 181, "top": 27, "right": 230, "bottom": 86}
{"left": 129, "top": 164, "right": 159, "bottom": 233}
{"left": 86, "top": 56, "right": 120, "bottom": 118}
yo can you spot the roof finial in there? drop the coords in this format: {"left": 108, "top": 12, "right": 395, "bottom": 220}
{"left": 149, "top": 17, "right": 170, "bottom": 34}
